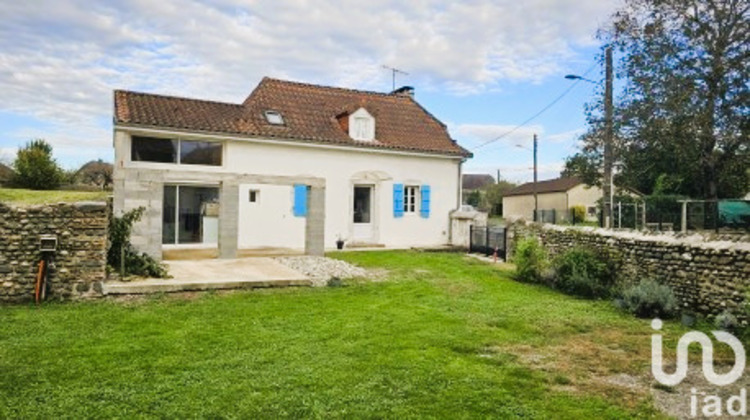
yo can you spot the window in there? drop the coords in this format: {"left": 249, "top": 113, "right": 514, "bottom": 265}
{"left": 353, "top": 117, "right": 372, "bottom": 140}
{"left": 404, "top": 186, "right": 419, "bottom": 213}
{"left": 264, "top": 110, "right": 284, "bottom": 125}
{"left": 132, "top": 136, "right": 177, "bottom": 163}
{"left": 180, "top": 140, "right": 222, "bottom": 166}
{"left": 348, "top": 108, "right": 375, "bottom": 141}
{"left": 249, "top": 190, "right": 260, "bottom": 203}
{"left": 131, "top": 136, "right": 222, "bottom": 166}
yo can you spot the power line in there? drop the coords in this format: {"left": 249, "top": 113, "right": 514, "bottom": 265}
{"left": 471, "top": 63, "right": 598, "bottom": 151}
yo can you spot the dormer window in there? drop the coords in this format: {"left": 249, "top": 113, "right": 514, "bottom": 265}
{"left": 349, "top": 108, "right": 375, "bottom": 141}
{"left": 264, "top": 110, "right": 284, "bottom": 125}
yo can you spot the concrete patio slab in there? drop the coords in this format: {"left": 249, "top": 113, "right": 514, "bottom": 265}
{"left": 103, "top": 257, "right": 311, "bottom": 295}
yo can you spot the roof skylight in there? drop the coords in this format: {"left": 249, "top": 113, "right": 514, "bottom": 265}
{"left": 264, "top": 110, "right": 284, "bottom": 125}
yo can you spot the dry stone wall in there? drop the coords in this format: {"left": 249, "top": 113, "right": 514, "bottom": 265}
{"left": 507, "top": 221, "right": 750, "bottom": 319}
{"left": 0, "top": 201, "right": 108, "bottom": 302}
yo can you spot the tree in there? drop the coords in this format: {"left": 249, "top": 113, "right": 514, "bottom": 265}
{"left": 77, "top": 160, "right": 114, "bottom": 190}
{"left": 12, "top": 139, "right": 63, "bottom": 190}
{"left": 480, "top": 180, "right": 518, "bottom": 215}
{"left": 569, "top": 0, "right": 749, "bottom": 198}
{"left": 465, "top": 190, "right": 481, "bottom": 208}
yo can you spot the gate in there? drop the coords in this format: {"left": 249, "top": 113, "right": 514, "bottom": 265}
{"left": 469, "top": 225, "right": 507, "bottom": 259}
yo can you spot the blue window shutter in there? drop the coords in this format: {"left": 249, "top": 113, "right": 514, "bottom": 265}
{"left": 420, "top": 185, "right": 431, "bottom": 218}
{"left": 293, "top": 184, "right": 308, "bottom": 217}
{"left": 393, "top": 183, "right": 404, "bottom": 218}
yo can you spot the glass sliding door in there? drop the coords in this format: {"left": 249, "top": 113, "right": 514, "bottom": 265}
{"left": 162, "top": 185, "right": 220, "bottom": 245}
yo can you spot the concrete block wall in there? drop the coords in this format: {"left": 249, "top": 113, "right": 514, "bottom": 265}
{"left": 507, "top": 221, "right": 750, "bottom": 320}
{"left": 0, "top": 201, "right": 109, "bottom": 303}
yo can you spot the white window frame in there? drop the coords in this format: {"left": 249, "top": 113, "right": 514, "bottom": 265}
{"left": 348, "top": 108, "right": 375, "bottom": 141}
{"left": 404, "top": 185, "right": 420, "bottom": 214}
{"left": 264, "top": 110, "right": 284, "bottom": 125}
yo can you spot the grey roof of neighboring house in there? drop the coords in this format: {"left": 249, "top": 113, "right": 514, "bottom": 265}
{"left": 462, "top": 174, "right": 495, "bottom": 190}
{"left": 504, "top": 177, "right": 582, "bottom": 197}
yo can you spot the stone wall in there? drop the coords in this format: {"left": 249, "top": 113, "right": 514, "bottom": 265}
{"left": 0, "top": 201, "right": 109, "bottom": 302}
{"left": 507, "top": 221, "right": 750, "bottom": 319}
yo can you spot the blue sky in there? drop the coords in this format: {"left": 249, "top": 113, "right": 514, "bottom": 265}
{"left": 0, "top": 0, "right": 622, "bottom": 183}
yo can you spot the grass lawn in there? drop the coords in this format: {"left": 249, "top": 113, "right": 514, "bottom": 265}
{"left": 0, "top": 187, "right": 110, "bottom": 205}
{"left": 0, "top": 251, "right": 682, "bottom": 418}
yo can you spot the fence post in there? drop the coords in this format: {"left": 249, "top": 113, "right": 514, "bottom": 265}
{"left": 469, "top": 225, "right": 473, "bottom": 253}
{"left": 680, "top": 201, "right": 688, "bottom": 233}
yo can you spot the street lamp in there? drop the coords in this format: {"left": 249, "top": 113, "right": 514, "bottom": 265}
{"left": 515, "top": 135, "right": 538, "bottom": 222}
{"left": 565, "top": 46, "right": 614, "bottom": 229}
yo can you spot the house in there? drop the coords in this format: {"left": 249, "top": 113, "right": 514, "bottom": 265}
{"left": 502, "top": 177, "right": 602, "bottom": 222}
{"left": 112, "top": 78, "right": 472, "bottom": 260}
{"left": 462, "top": 174, "right": 495, "bottom": 192}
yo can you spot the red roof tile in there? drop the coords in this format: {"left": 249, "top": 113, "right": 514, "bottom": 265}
{"left": 114, "top": 77, "right": 471, "bottom": 157}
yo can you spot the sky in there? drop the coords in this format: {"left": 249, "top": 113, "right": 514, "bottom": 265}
{"left": 0, "top": 0, "right": 623, "bottom": 184}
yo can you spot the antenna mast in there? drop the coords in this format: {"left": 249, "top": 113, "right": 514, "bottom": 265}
{"left": 382, "top": 65, "right": 409, "bottom": 91}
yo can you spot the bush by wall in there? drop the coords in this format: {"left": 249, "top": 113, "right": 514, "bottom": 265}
{"left": 108, "top": 207, "right": 168, "bottom": 278}
{"left": 622, "top": 278, "right": 678, "bottom": 318}
{"left": 513, "top": 237, "right": 548, "bottom": 284}
{"left": 553, "top": 247, "right": 614, "bottom": 298}
{"left": 506, "top": 220, "right": 750, "bottom": 322}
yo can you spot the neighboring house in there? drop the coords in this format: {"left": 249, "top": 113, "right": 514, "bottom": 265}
{"left": 113, "top": 78, "right": 471, "bottom": 260}
{"left": 503, "top": 177, "right": 602, "bottom": 222}
{"left": 461, "top": 174, "right": 495, "bottom": 206}
{"left": 462, "top": 174, "right": 495, "bottom": 192}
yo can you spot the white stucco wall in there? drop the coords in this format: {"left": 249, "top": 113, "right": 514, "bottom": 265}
{"left": 114, "top": 129, "right": 463, "bottom": 250}
{"left": 238, "top": 183, "right": 306, "bottom": 250}
{"left": 502, "top": 192, "right": 567, "bottom": 220}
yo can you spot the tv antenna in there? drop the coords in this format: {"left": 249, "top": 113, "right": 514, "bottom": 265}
{"left": 382, "top": 65, "right": 409, "bottom": 91}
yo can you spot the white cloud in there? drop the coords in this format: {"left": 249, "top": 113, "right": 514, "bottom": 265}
{"left": 0, "top": 0, "right": 619, "bottom": 165}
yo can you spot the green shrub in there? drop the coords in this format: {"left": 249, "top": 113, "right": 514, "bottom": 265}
{"left": 513, "top": 237, "right": 548, "bottom": 283}
{"left": 12, "top": 139, "right": 63, "bottom": 190}
{"left": 622, "top": 279, "right": 677, "bottom": 318}
{"left": 714, "top": 310, "right": 739, "bottom": 331}
{"left": 108, "top": 207, "right": 169, "bottom": 278}
{"left": 570, "top": 205, "right": 586, "bottom": 224}
{"left": 553, "top": 247, "right": 614, "bottom": 298}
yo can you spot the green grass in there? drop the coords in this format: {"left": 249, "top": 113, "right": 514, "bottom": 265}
{"left": 0, "top": 187, "right": 109, "bottom": 205}
{"left": 0, "top": 251, "right": 671, "bottom": 418}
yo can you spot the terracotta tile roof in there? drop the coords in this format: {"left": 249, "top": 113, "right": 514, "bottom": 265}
{"left": 114, "top": 77, "right": 471, "bottom": 157}
{"left": 504, "top": 177, "right": 583, "bottom": 197}
{"left": 462, "top": 174, "right": 495, "bottom": 190}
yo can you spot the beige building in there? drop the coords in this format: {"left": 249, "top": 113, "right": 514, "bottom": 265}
{"left": 503, "top": 177, "right": 602, "bottom": 223}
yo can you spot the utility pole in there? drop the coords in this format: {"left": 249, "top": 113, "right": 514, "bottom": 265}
{"left": 533, "top": 134, "right": 538, "bottom": 222}
{"left": 496, "top": 169, "right": 501, "bottom": 183}
{"left": 603, "top": 46, "right": 614, "bottom": 229}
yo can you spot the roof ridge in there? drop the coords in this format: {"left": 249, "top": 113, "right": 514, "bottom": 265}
{"left": 114, "top": 89, "right": 244, "bottom": 108}
{"left": 259, "top": 77, "right": 411, "bottom": 99}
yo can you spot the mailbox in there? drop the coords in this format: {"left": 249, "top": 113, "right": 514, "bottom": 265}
{"left": 39, "top": 235, "right": 58, "bottom": 252}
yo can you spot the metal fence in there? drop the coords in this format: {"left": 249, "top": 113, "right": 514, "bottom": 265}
{"left": 611, "top": 199, "right": 750, "bottom": 232}
{"left": 469, "top": 225, "right": 507, "bottom": 259}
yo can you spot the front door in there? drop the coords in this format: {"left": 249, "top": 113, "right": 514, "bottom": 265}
{"left": 352, "top": 186, "right": 373, "bottom": 242}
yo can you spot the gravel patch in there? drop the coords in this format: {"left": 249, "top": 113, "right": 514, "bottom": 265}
{"left": 273, "top": 256, "right": 368, "bottom": 286}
